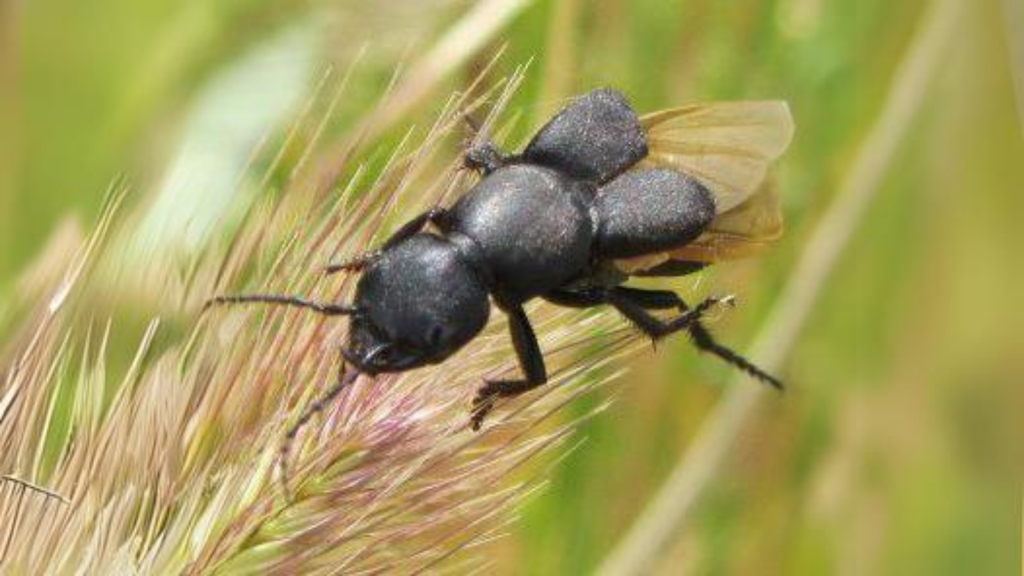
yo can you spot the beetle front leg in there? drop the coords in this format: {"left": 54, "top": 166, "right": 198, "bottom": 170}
{"left": 470, "top": 305, "right": 547, "bottom": 430}
{"left": 463, "top": 141, "right": 510, "bottom": 175}
{"left": 461, "top": 113, "right": 512, "bottom": 175}
{"left": 325, "top": 207, "right": 450, "bottom": 274}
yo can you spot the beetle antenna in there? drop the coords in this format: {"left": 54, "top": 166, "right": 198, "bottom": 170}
{"left": 278, "top": 362, "right": 361, "bottom": 500}
{"left": 203, "top": 294, "right": 357, "bottom": 316}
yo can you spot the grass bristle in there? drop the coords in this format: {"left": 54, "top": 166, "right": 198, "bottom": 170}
{"left": 0, "top": 65, "right": 649, "bottom": 573}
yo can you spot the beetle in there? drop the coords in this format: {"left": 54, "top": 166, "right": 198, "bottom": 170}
{"left": 207, "top": 87, "right": 793, "bottom": 447}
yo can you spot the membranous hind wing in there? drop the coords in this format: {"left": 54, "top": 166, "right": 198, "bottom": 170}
{"left": 615, "top": 101, "right": 794, "bottom": 274}
{"left": 641, "top": 101, "right": 794, "bottom": 212}
{"left": 666, "top": 184, "right": 783, "bottom": 263}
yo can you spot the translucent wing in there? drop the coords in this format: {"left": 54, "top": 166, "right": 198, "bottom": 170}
{"left": 639, "top": 100, "right": 794, "bottom": 213}
{"left": 612, "top": 101, "right": 793, "bottom": 275}
{"left": 665, "top": 184, "right": 783, "bottom": 263}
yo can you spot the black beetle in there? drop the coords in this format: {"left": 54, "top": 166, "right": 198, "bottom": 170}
{"left": 207, "top": 87, "right": 793, "bottom": 445}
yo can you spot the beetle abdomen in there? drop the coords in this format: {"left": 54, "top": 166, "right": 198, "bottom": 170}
{"left": 451, "top": 165, "right": 594, "bottom": 302}
{"left": 594, "top": 168, "right": 715, "bottom": 259}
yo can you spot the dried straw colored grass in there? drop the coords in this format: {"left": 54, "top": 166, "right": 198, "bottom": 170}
{"left": 0, "top": 68, "right": 644, "bottom": 574}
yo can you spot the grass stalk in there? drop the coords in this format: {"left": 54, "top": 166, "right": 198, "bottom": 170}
{"left": 0, "top": 64, "right": 652, "bottom": 571}
{"left": 597, "top": 0, "right": 964, "bottom": 573}
{"left": 1000, "top": 0, "right": 1024, "bottom": 138}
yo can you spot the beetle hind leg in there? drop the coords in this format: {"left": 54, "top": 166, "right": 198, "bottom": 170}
{"left": 544, "top": 285, "right": 783, "bottom": 389}
{"left": 685, "top": 320, "right": 783, "bottom": 390}
{"left": 609, "top": 290, "right": 733, "bottom": 341}
{"left": 608, "top": 287, "right": 783, "bottom": 390}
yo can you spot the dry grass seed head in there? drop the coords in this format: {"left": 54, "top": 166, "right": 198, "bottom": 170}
{"left": 0, "top": 68, "right": 646, "bottom": 574}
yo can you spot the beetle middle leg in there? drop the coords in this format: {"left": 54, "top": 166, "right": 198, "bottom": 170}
{"left": 470, "top": 305, "right": 547, "bottom": 430}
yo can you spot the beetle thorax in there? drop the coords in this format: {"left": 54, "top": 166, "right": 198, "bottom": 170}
{"left": 449, "top": 164, "right": 595, "bottom": 303}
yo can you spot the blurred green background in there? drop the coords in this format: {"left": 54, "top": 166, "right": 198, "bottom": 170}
{"left": 1, "top": 0, "right": 1020, "bottom": 574}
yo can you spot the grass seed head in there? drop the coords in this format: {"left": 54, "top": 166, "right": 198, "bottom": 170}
{"left": 0, "top": 68, "right": 643, "bottom": 574}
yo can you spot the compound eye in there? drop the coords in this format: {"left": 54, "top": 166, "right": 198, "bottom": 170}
{"left": 366, "top": 342, "right": 399, "bottom": 368}
{"left": 376, "top": 347, "right": 394, "bottom": 365}
{"left": 427, "top": 325, "right": 449, "bottom": 348}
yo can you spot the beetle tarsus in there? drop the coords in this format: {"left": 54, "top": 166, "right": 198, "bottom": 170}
{"left": 463, "top": 141, "right": 510, "bottom": 175}
{"left": 325, "top": 207, "right": 452, "bottom": 276}
{"left": 470, "top": 378, "right": 540, "bottom": 430}
{"left": 460, "top": 111, "right": 509, "bottom": 175}
{"left": 469, "top": 385, "right": 498, "bottom": 430}
{"left": 686, "top": 322, "right": 784, "bottom": 390}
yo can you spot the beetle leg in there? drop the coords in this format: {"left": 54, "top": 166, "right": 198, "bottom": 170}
{"left": 606, "top": 286, "right": 782, "bottom": 389}
{"left": 470, "top": 305, "right": 547, "bottom": 430}
{"left": 545, "top": 286, "right": 681, "bottom": 310}
{"left": 323, "top": 252, "right": 379, "bottom": 275}
{"left": 546, "top": 285, "right": 782, "bottom": 389}
{"left": 608, "top": 290, "right": 733, "bottom": 341}
{"left": 607, "top": 286, "right": 681, "bottom": 309}
{"left": 463, "top": 141, "right": 510, "bottom": 175}
{"left": 678, "top": 302, "right": 784, "bottom": 390}
{"left": 461, "top": 113, "right": 510, "bottom": 175}
{"left": 543, "top": 287, "right": 607, "bottom": 308}
{"left": 325, "top": 207, "right": 450, "bottom": 275}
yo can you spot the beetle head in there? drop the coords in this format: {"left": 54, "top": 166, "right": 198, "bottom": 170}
{"left": 343, "top": 234, "right": 490, "bottom": 374}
